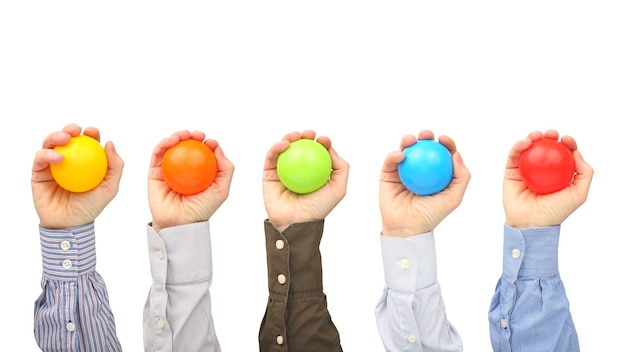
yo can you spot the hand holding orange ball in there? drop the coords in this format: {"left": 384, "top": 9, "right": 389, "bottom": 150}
{"left": 161, "top": 139, "right": 218, "bottom": 195}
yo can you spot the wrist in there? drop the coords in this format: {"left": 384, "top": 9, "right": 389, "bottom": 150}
{"left": 382, "top": 225, "right": 432, "bottom": 238}
{"left": 505, "top": 219, "right": 557, "bottom": 229}
{"left": 39, "top": 220, "right": 91, "bottom": 231}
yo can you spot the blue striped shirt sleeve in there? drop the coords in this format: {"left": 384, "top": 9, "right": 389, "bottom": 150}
{"left": 34, "top": 222, "right": 123, "bottom": 352}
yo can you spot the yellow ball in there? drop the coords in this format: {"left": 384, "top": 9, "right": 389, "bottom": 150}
{"left": 50, "top": 135, "right": 108, "bottom": 193}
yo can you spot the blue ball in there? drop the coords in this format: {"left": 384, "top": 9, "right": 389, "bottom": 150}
{"left": 398, "top": 140, "right": 453, "bottom": 196}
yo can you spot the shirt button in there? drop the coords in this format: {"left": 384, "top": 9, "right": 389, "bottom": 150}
{"left": 511, "top": 248, "right": 521, "bottom": 259}
{"left": 60, "top": 240, "right": 71, "bottom": 251}
{"left": 157, "top": 319, "right": 165, "bottom": 329}
{"left": 501, "top": 318, "right": 509, "bottom": 328}
{"left": 275, "top": 239, "right": 285, "bottom": 250}
{"left": 62, "top": 259, "right": 72, "bottom": 270}
{"left": 155, "top": 250, "right": 164, "bottom": 260}
{"left": 400, "top": 258, "right": 410, "bottom": 269}
{"left": 66, "top": 322, "right": 75, "bottom": 332}
{"left": 277, "top": 274, "right": 287, "bottom": 285}
{"left": 408, "top": 333, "right": 416, "bottom": 343}
{"left": 276, "top": 335, "right": 284, "bottom": 345}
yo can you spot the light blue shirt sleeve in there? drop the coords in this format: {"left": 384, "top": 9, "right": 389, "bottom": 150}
{"left": 375, "top": 232, "right": 463, "bottom": 352}
{"left": 488, "top": 225, "right": 579, "bottom": 352}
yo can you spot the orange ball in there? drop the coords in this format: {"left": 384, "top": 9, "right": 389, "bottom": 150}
{"left": 161, "top": 139, "right": 217, "bottom": 195}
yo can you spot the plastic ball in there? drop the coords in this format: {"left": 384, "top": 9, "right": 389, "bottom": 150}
{"left": 276, "top": 139, "right": 332, "bottom": 194}
{"left": 398, "top": 140, "right": 453, "bottom": 196}
{"left": 50, "top": 135, "right": 108, "bottom": 193}
{"left": 519, "top": 138, "right": 575, "bottom": 195}
{"left": 161, "top": 139, "right": 217, "bottom": 195}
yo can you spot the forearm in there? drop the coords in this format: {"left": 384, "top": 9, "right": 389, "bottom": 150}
{"left": 143, "top": 221, "right": 220, "bottom": 352}
{"left": 34, "top": 223, "right": 122, "bottom": 352}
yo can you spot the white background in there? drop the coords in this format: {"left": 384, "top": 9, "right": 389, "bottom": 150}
{"left": 1, "top": 1, "right": 624, "bottom": 351}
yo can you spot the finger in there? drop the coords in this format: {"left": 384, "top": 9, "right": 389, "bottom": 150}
{"left": 505, "top": 138, "right": 533, "bottom": 170}
{"left": 559, "top": 134, "right": 578, "bottom": 151}
{"left": 445, "top": 151, "right": 471, "bottom": 207}
{"left": 103, "top": 141, "right": 124, "bottom": 190}
{"left": 300, "top": 130, "right": 317, "bottom": 140}
{"left": 400, "top": 134, "right": 418, "bottom": 150}
{"left": 61, "top": 123, "right": 82, "bottom": 136}
{"left": 328, "top": 145, "right": 348, "bottom": 173}
{"left": 438, "top": 134, "right": 458, "bottom": 154}
{"left": 150, "top": 133, "right": 186, "bottom": 168}
{"left": 42, "top": 130, "right": 72, "bottom": 150}
{"left": 450, "top": 151, "right": 471, "bottom": 190}
{"left": 315, "top": 135, "right": 331, "bottom": 149}
{"left": 380, "top": 150, "right": 404, "bottom": 182}
{"left": 203, "top": 139, "right": 219, "bottom": 150}
{"left": 83, "top": 126, "right": 101, "bottom": 142}
{"left": 190, "top": 130, "right": 207, "bottom": 141}
{"left": 543, "top": 129, "right": 560, "bottom": 140}
{"left": 173, "top": 130, "right": 193, "bottom": 140}
{"left": 327, "top": 146, "right": 349, "bottom": 192}
{"left": 526, "top": 130, "right": 544, "bottom": 141}
{"left": 281, "top": 131, "right": 303, "bottom": 142}
{"left": 571, "top": 150, "right": 594, "bottom": 198}
{"left": 32, "top": 149, "right": 62, "bottom": 178}
{"left": 381, "top": 150, "right": 404, "bottom": 174}
{"left": 417, "top": 130, "right": 435, "bottom": 141}
{"left": 263, "top": 140, "right": 290, "bottom": 172}
{"left": 213, "top": 145, "right": 235, "bottom": 188}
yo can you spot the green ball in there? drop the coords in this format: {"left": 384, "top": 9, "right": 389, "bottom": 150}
{"left": 277, "top": 139, "right": 332, "bottom": 194}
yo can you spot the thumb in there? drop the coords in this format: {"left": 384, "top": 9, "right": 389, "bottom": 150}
{"left": 104, "top": 141, "right": 125, "bottom": 188}
{"left": 571, "top": 150, "right": 593, "bottom": 200}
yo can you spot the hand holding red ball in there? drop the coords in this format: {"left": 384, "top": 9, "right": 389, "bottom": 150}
{"left": 519, "top": 138, "right": 575, "bottom": 195}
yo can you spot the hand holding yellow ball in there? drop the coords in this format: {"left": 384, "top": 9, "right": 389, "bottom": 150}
{"left": 50, "top": 134, "right": 108, "bottom": 193}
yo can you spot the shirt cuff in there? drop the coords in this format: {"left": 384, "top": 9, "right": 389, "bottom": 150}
{"left": 264, "top": 219, "right": 324, "bottom": 296}
{"left": 40, "top": 222, "right": 97, "bottom": 280}
{"left": 502, "top": 224, "right": 560, "bottom": 279}
{"left": 380, "top": 231, "right": 437, "bottom": 292}
{"left": 147, "top": 221, "right": 213, "bottom": 285}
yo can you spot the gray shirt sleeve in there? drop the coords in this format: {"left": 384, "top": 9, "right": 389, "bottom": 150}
{"left": 143, "top": 221, "right": 220, "bottom": 352}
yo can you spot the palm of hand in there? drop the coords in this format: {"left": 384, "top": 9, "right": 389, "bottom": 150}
{"left": 503, "top": 175, "right": 578, "bottom": 228}
{"left": 263, "top": 177, "right": 340, "bottom": 228}
{"left": 148, "top": 176, "right": 223, "bottom": 228}
{"left": 33, "top": 179, "right": 113, "bottom": 229}
{"left": 380, "top": 179, "right": 451, "bottom": 236}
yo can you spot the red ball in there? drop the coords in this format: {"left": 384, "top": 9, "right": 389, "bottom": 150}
{"left": 519, "top": 139, "right": 575, "bottom": 195}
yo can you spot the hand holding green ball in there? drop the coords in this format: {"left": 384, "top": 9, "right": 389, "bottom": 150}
{"left": 276, "top": 139, "right": 332, "bottom": 194}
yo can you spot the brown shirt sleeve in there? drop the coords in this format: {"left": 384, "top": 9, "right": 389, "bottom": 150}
{"left": 258, "top": 219, "right": 343, "bottom": 352}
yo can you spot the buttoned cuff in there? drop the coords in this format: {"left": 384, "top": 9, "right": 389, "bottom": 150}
{"left": 380, "top": 231, "right": 437, "bottom": 292}
{"left": 264, "top": 219, "right": 324, "bottom": 298}
{"left": 40, "top": 222, "right": 97, "bottom": 280}
{"left": 502, "top": 224, "right": 560, "bottom": 279}
{"left": 147, "top": 221, "right": 213, "bottom": 285}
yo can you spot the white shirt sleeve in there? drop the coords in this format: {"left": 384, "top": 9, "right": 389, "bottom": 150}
{"left": 375, "top": 232, "right": 462, "bottom": 352}
{"left": 143, "top": 221, "right": 221, "bottom": 352}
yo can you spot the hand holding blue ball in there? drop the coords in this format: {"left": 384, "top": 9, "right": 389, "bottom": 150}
{"left": 398, "top": 140, "right": 453, "bottom": 196}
